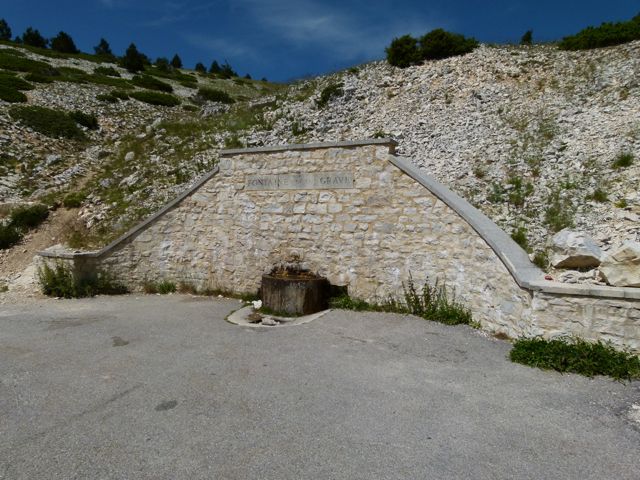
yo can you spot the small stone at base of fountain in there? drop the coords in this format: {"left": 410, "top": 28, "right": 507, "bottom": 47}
{"left": 261, "top": 317, "right": 278, "bottom": 326}
{"left": 247, "top": 312, "right": 262, "bottom": 323}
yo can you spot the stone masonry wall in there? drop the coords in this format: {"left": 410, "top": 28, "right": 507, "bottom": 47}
{"left": 40, "top": 141, "right": 639, "bottom": 352}
{"left": 97, "top": 143, "right": 533, "bottom": 333}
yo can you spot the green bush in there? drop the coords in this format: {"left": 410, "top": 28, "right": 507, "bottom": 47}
{"left": 0, "top": 50, "right": 52, "bottom": 74}
{"left": 94, "top": 66, "right": 120, "bottom": 77}
{"left": 587, "top": 188, "right": 608, "bottom": 203}
{"left": 511, "top": 226, "right": 529, "bottom": 251}
{"left": 0, "top": 86, "right": 27, "bottom": 103}
{"left": 612, "top": 152, "right": 634, "bottom": 169}
{"left": 70, "top": 111, "right": 99, "bottom": 130}
{"left": 532, "top": 251, "right": 549, "bottom": 270}
{"left": 196, "top": 87, "right": 235, "bottom": 104}
{"left": 132, "top": 74, "right": 173, "bottom": 92}
{"left": 0, "top": 224, "right": 22, "bottom": 249}
{"left": 420, "top": 29, "right": 479, "bottom": 60}
{"left": 544, "top": 190, "right": 574, "bottom": 232}
{"left": 316, "top": 83, "right": 344, "bottom": 108}
{"left": 9, "top": 105, "right": 85, "bottom": 139}
{"left": 129, "top": 90, "right": 181, "bottom": 106}
{"left": 38, "top": 262, "right": 128, "bottom": 298}
{"left": 62, "top": 191, "right": 87, "bottom": 208}
{"left": 144, "top": 280, "right": 177, "bottom": 294}
{"left": 0, "top": 72, "right": 34, "bottom": 91}
{"left": 510, "top": 337, "right": 640, "bottom": 380}
{"left": 111, "top": 90, "right": 130, "bottom": 100}
{"left": 385, "top": 34, "right": 422, "bottom": 68}
{"left": 24, "top": 72, "right": 53, "bottom": 83}
{"left": 10, "top": 203, "right": 49, "bottom": 230}
{"left": 96, "top": 93, "right": 118, "bottom": 103}
{"left": 559, "top": 14, "right": 640, "bottom": 50}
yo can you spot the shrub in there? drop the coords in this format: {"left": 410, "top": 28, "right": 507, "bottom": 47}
{"left": 10, "top": 204, "right": 49, "bottom": 230}
{"left": 94, "top": 66, "right": 120, "bottom": 77}
{"left": 559, "top": 14, "right": 640, "bottom": 51}
{"left": 330, "top": 275, "right": 472, "bottom": 326}
{"left": 316, "top": 83, "right": 344, "bottom": 108}
{"left": 196, "top": 87, "right": 235, "bottom": 104}
{"left": 21, "top": 27, "right": 48, "bottom": 48}
{"left": 111, "top": 90, "right": 130, "bottom": 100}
{"left": 129, "top": 90, "right": 180, "bottom": 106}
{"left": 9, "top": 105, "right": 85, "bottom": 139}
{"left": 0, "top": 50, "right": 52, "bottom": 74}
{"left": 0, "top": 86, "right": 27, "bottom": 103}
{"left": 0, "top": 72, "right": 34, "bottom": 91}
{"left": 24, "top": 72, "right": 53, "bottom": 83}
{"left": 419, "top": 29, "right": 479, "bottom": 60}
{"left": 612, "top": 152, "right": 634, "bottom": 169}
{"left": 132, "top": 74, "right": 173, "bottom": 92}
{"left": 532, "top": 251, "right": 549, "bottom": 270}
{"left": 121, "top": 43, "right": 145, "bottom": 73}
{"left": 587, "top": 188, "right": 608, "bottom": 203}
{"left": 385, "top": 34, "right": 422, "bottom": 68}
{"left": 0, "top": 18, "right": 11, "bottom": 41}
{"left": 96, "top": 93, "right": 118, "bottom": 103}
{"left": 50, "top": 31, "right": 79, "bottom": 54}
{"left": 510, "top": 337, "right": 640, "bottom": 380}
{"left": 62, "top": 191, "right": 87, "bottom": 208}
{"left": 520, "top": 30, "right": 533, "bottom": 45}
{"left": 511, "top": 226, "right": 529, "bottom": 251}
{"left": 70, "top": 111, "right": 99, "bottom": 130}
{"left": 544, "top": 190, "right": 574, "bottom": 232}
{"left": 144, "top": 280, "right": 176, "bottom": 294}
{"left": 38, "top": 262, "right": 128, "bottom": 298}
{"left": 0, "top": 224, "right": 22, "bottom": 249}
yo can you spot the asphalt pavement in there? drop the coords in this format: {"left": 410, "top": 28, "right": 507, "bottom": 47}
{"left": 1, "top": 295, "right": 639, "bottom": 479}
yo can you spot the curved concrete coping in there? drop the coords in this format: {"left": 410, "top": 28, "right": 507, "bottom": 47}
{"left": 38, "top": 166, "right": 220, "bottom": 260}
{"left": 220, "top": 138, "right": 397, "bottom": 156}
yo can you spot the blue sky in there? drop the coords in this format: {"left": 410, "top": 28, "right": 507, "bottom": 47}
{"left": 2, "top": 1, "right": 639, "bottom": 81}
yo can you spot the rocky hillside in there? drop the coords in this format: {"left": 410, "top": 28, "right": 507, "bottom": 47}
{"left": 1, "top": 40, "right": 639, "bottom": 288}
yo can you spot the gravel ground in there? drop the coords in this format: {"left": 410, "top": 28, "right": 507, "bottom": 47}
{"left": 1, "top": 295, "right": 639, "bottom": 479}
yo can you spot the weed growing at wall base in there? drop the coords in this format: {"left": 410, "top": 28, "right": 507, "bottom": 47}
{"left": 38, "top": 263, "right": 128, "bottom": 298}
{"left": 330, "top": 276, "right": 472, "bottom": 326}
{"left": 510, "top": 337, "right": 640, "bottom": 381}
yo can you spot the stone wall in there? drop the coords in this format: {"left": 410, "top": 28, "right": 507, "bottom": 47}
{"left": 38, "top": 140, "right": 640, "bottom": 353}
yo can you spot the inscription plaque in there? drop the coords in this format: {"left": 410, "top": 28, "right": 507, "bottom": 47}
{"left": 245, "top": 171, "right": 354, "bottom": 191}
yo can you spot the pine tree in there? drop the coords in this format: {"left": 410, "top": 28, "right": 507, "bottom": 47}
{"left": 0, "top": 18, "right": 11, "bottom": 41}
{"left": 21, "top": 27, "right": 48, "bottom": 48}
{"left": 220, "top": 60, "right": 237, "bottom": 79}
{"left": 520, "top": 30, "right": 533, "bottom": 45}
{"left": 195, "top": 62, "right": 206, "bottom": 73}
{"left": 94, "top": 38, "right": 114, "bottom": 59}
{"left": 155, "top": 57, "right": 171, "bottom": 72}
{"left": 121, "top": 43, "right": 145, "bottom": 73}
{"left": 50, "top": 31, "right": 79, "bottom": 54}
{"left": 170, "top": 54, "right": 182, "bottom": 69}
{"left": 209, "top": 60, "right": 221, "bottom": 74}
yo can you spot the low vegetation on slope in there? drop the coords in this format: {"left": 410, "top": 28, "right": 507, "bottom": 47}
{"left": 386, "top": 28, "right": 479, "bottom": 68}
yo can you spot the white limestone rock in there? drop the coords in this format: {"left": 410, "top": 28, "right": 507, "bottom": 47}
{"left": 599, "top": 242, "right": 640, "bottom": 287}
{"left": 551, "top": 229, "right": 602, "bottom": 269}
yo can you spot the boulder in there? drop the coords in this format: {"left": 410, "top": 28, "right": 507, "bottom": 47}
{"left": 599, "top": 242, "right": 640, "bottom": 287}
{"left": 551, "top": 229, "right": 602, "bottom": 269}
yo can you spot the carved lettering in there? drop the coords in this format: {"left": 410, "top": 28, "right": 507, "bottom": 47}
{"left": 245, "top": 172, "right": 354, "bottom": 190}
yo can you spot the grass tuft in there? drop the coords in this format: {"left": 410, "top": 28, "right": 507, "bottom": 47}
{"left": 38, "top": 263, "right": 128, "bottom": 298}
